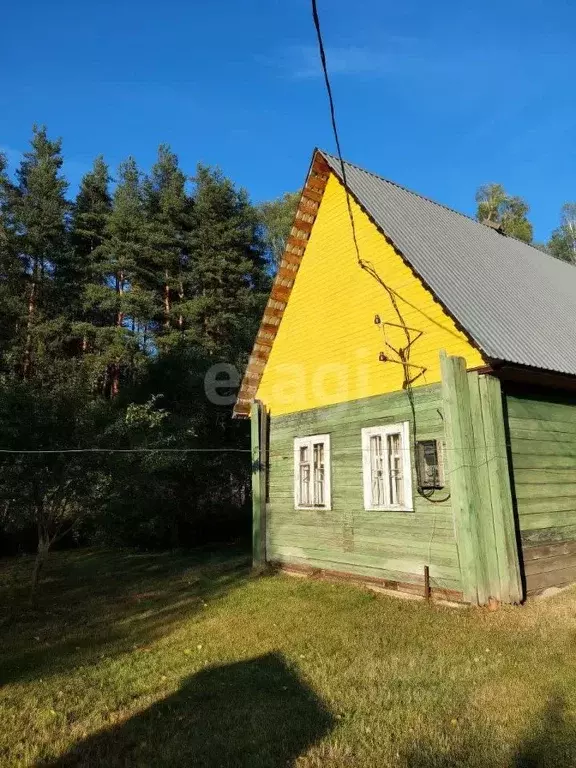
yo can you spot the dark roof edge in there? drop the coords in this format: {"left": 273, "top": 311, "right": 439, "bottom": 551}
{"left": 318, "top": 149, "right": 555, "bottom": 260}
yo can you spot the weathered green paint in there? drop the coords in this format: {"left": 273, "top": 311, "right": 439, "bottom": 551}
{"left": 266, "top": 384, "right": 462, "bottom": 594}
{"left": 506, "top": 386, "right": 576, "bottom": 594}
{"left": 439, "top": 353, "right": 522, "bottom": 604}
{"left": 468, "top": 372, "right": 501, "bottom": 601}
{"left": 251, "top": 401, "right": 266, "bottom": 567}
{"left": 479, "top": 375, "right": 522, "bottom": 603}
{"left": 440, "top": 354, "right": 484, "bottom": 603}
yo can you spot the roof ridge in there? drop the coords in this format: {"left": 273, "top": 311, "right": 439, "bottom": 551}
{"left": 318, "top": 148, "right": 481, "bottom": 225}
{"left": 318, "top": 148, "right": 551, "bottom": 257}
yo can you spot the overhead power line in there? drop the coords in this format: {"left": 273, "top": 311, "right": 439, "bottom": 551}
{"left": 0, "top": 448, "right": 251, "bottom": 454}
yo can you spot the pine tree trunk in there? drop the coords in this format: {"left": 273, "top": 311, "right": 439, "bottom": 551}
{"left": 111, "top": 364, "right": 120, "bottom": 397}
{"left": 164, "top": 271, "right": 171, "bottom": 329}
{"left": 116, "top": 271, "right": 124, "bottom": 327}
{"left": 178, "top": 279, "right": 184, "bottom": 331}
{"left": 111, "top": 270, "right": 124, "bottom": 396}
{"left": 22, "top": 265, "right": 38, "bottom": 378}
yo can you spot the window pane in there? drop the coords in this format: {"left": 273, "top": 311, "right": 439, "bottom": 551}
{"left": 369, "top": 434, "right": 385, "bottom": 507}
{"left": 299, "top": 460, "right": 310, "bottom": 506}
{"left": 387, "top": 432, "right": 404, "bottom": 506}
{"left": 313, "top": 442, "right": 325, "bottom": 506}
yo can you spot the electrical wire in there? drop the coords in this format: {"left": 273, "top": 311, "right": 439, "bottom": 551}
{"left": 311, "top": 0, "right": 362, "bottom": 269}
{"left": 311, "top": 0, "right": 447, "bottom": 508}
{"left": 0, "top": 448, "right": 251, "bottom": 454}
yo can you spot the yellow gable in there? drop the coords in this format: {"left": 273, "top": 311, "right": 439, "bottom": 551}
{"left": 256, "top": 173, "right": 484, "bottom": 415}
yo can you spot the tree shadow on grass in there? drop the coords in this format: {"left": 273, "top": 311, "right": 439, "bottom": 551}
{"left": 0, "top": 547, "right": 251, "bottom": 687}
{"left": 40, "top": 652, "right": 335, "bottom": 768}
{"left": 512, "top": 696, "right": 576, "bottom": 768}
{"left": 403, "top": 694, "right": 576, "bottom": 768}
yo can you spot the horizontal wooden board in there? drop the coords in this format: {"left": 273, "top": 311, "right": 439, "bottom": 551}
{"left": 266, "top": 386, "right": 459, "bottom": 588}
{"left": 526, "top": 563, "right": 576, "bottom": 594}
{"left": 511, "top": 454, "right": 576, "bottom": 470}
{"left": 523, "top": 539, "right": 576, "bottom": 561}
{"left": 519, "top": 510, "right": 576, "bottom": 531}
{"left": 513, "top": 469, "right": 576, "bottom": 486}
{"left": 524, "top": 552, "right": 576, "bottom": 577}
{"left": 515, "top": 483, "right": 576, "bottom": 500}
{"left": 272, "top": 385, "right": 442, "bottom": 426}
{"left": 268, "top": 513, "right": 457, "bottom": 542}
{"left": 515, "top": 496, "right": 576, "bottom": 515}
{"left": 267, "top": 546, "right": 460, "bottom": 581}
{"left": 272, "top": 408, "right": 443, "bottom": 436}
{"left": 273, "top": 562, "right": 464, "bottom": 601}
{"left": 507, "top": 397, "right": 576, "bottom": 424}
{"left": 268, "top": 553, "right": 461, "bottom": 592}
{"left": 508, "top": 416, "right": 576, "bottom": 435}
{"left": 509, "top": 441, "right": 576, "bottom": 458}
{"left": 521, "top": 525, "right": 576, "bottom": 546}
{"left": 267, "top": 533, "right": 459, "bottom": 568}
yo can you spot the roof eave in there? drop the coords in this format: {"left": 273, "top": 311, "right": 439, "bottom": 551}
{"left": 233, "top": 149, "right": 331, "bottom": 418}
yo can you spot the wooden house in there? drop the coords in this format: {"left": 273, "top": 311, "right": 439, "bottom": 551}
{"left": 234, "top": 149, "right": 576, "bottom": 605}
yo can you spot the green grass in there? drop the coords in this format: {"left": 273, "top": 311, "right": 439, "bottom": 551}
{"left": 3, "top": 551, "right": 576, "bottom": 766}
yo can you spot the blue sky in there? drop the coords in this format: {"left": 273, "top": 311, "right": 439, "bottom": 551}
{"left": 1, "top": 0, "right": 575, "bottom": 242}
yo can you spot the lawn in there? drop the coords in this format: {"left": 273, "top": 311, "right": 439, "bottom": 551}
{"left": 2, "top": 551, "right": 576, "bottom": 767}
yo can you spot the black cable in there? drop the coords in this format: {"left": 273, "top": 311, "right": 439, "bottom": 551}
{"left": 311, "top": 0, "right": 449, "bottom": 505}
{"left": 311, "top": 0, "right": 362, "bottom": 268}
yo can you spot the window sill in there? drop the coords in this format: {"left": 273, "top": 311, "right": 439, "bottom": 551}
{"left": 364, "top": 506, "right": 414, "bottom": 513}
{"left": 294, "top": 505, "right": 332, "bottom": 512}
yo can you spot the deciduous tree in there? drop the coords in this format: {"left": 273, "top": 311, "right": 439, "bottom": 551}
{"left": 257, "top": 190, "right": 299, "bottom": 269}
{"left": 475, "top": 183, "right": 533, "bottom": 243}
{"left": 548, "top": 203, "right": 576, "bottom": 264}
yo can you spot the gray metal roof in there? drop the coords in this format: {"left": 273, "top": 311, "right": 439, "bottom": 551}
{"left": 320, "top": 150, "right": 576, "bottom": 377}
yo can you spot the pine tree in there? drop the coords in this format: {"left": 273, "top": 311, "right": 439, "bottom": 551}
{"left": 186, "top": 165, "right": 267, "bottom": 358}
{"left": 72, "top": 156, "right": 112, "bottom": 274}
{"left": 70, "top": 156, "right": 112, "bottom": 351}
{"left": 83, "top": 157, "right": 153, "bottom": 396}
{"left": 143, "top": 146, "right": 192, "bottom": 343}
{"left": 13, "top": 125, "right": 69, "bottom": 377}
{"left": 0, "top": 152, "right": 24, "bottom": 371}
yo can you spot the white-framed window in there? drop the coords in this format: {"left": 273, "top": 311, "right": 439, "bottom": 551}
{"left": 294, "top": 434, "right": 331, "bottom": 510}
{"left": 361, "top": 422, "right": 413, "bottom": 511}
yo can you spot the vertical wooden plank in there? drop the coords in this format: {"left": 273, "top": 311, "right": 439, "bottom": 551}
{"left": 251, "top": 401, "right": 265, "bottom": 568}
{"left": 440, "top": 351, "right": 482, "bottom": 604}
{"left": 468, "top": 372, "right": 501, "bottom": 601}
{"left": 479, "top": 376, "right": 523, "bottom": 603}
{"left": 259, "top": 403, "right": 269, "bottom": 562}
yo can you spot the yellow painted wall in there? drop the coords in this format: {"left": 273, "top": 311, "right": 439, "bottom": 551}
{"left": 256, "top": 173, "right": 485, "bottom": 415}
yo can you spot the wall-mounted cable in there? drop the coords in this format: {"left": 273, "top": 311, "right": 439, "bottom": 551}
{"left": 311, "top": 0, "right": 450, "bottom": 508}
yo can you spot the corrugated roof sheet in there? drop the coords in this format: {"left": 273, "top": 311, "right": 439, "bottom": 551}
{"left": 320, "top": 150, "right": 576, "bottom": 377}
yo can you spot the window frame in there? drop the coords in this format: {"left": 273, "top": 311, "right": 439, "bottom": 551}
{"left": 361, "top": 422, "right": 413, "bottom": 512}
{"left": 293, "top": 434, "right": 332, "bottom": 511}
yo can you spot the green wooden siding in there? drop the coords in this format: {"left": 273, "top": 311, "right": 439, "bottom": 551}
{"left": 506, "top": 387, "right": 576, "bottom": 594}
{"left": 266, "top": 384, "right": 462, "bottom": 594}
{"left": 440, "top": 357, "right": 521, "bottom": 604}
